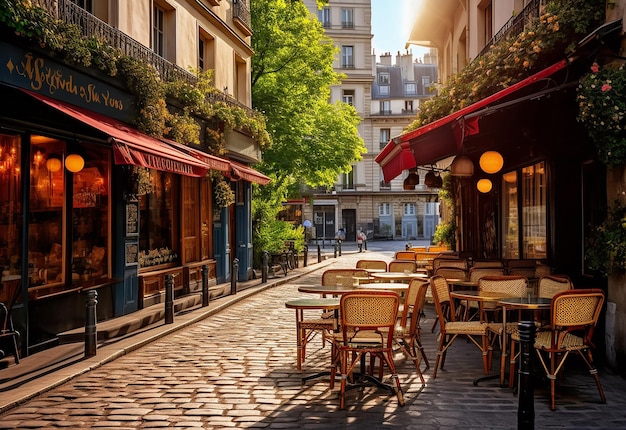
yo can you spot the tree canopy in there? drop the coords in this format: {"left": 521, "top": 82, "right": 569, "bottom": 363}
{"left": 251, "top": 0, "right": 365, "bottom": 190}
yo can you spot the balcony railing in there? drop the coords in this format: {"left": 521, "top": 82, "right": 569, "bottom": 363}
{"left": 33, "top": 0, "right": 257, "bottom": 118}
{"left": 232, "top": 0, "right": 251, "bottom": 34}
{"left": 476, "top": 0, "right": 546, "bottom": 59}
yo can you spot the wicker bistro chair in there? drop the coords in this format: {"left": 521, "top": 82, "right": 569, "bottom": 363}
{"left": 393, "top": 280, "right": 429, "bottom": 384}
{"left": 388, "top": 260, "right": 417, "bottom": 273}
{"left": 394, "top": 250, "right": 416, "bottom": 261}
{"left": 430, "top": 276, "right": 492, "bottom": 378}
{"left": 321, "top": 269, "right": 369, "bottom": 288}
{"left": 533, "top": 289, "right": 606, "bottom": 411}
{"left": 355, "top": 259, "right": 388, "bottom": 271}
{"left": 508, "top": 275, "right": 573, "bottom": 388}
{"left": 329, "top": 291, "right": 405, "bottom": 409}
{"left": 433, "top": 257, "right": 468, "bottom": 273}
{"left": 0, "top": 277, "right": 22, "bottom": 365}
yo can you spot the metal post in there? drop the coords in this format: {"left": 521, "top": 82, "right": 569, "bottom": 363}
{"left": 517, "top": 321, "right": 537, "bottom": 430}
{"left": 364, "top": 238, "right": 367, "bottom": 250}
{"left": 231, "top": 258, "right": 239, "bottom": 295}
{"left": 84, "top": 290, "right": 98, "bottom": 358}
{"left": 317, "top": 244, "right": 321, "bottom": 263}
{"left": 338, "top": 241, "right": 342, "bottom": 256}
{"left": 165, "top": 274, "right": 174, "bottom": 324}
{"left": 303, "top": 244, "right": 308, "bottom": 267}
{"left": 202, "top": 264, "right": 209, "bottom": 307}
{"left": 333, "top": 242, "right": 337, "bottom": 258}
{"left": 262, "top": 251, "right": 268, "bottom": 283}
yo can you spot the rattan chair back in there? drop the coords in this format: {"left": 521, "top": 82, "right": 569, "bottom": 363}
{"left": 356, "top": 259, "right": 387, "bottom": 271}
{"left": 322, "top": 269, "right": 368, "bottom": 286}
{"left": 478, "top": 275, "right": 528, "bottom": 297}
{"left": 433, "top": 257, "right": 468, "bottom": 272}
{"left": 434, "top": 266, "right": 467, "bottom": 281}
{"left": 388, "top": 260, "right": 417, "bottom": 273}
{"left": 538, "top": 275, "right": 573, "bottom": 299}
{"left": 394, "top": 250, "right": 416, "bottom": 261}
{"left": 468, "top": 267, "right": 506, "bottom": 283}
{"left": 551, "top": 289, "right": 604, "bottom": 329}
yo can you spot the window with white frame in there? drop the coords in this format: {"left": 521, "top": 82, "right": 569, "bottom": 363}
{"left": 342, "top": 89, "right": 355, "bottom": 106}
{"left": 379, "top": 203, "right": 391, "bottom": 216}
{"left": 342, "top": 166, "right": 355, "bottom": 190}
{"left": 152, "top": 4, "right": 165, "bottom": 57}
{"left": 404, "top": 100, "right": 414, "bottom": 112}
{"left": 403, "top": 203, "right": 416, "bottom": 216}
{"left": 380, "top": 128, "right": 390, "bottom": 145}
{"left": 341, "top": 8, "right": 354, "bottom": 28}
{"left": 405, "top": 82, "right": 417, "bottom": 95}
{"left": 422, "top": 75, "right": 431, "bottom": 91}
{"left": 379, "top": 85, "right": 390, "bottom": 96}
{"left": 378, "top": 73, "right": 390, "bottom": 85}
{"left": 318, "top": 7, "right": 331, "bottom": 27}
{"left": 341, "top": 46, "right": 354, "bottom": 68}
{"left": 380, "top": 100, "right": 391, "bottom": 114}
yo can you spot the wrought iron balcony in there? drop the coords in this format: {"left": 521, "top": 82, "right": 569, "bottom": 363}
{"left": 33, "top": 0, "right": 257, "bottom": 118}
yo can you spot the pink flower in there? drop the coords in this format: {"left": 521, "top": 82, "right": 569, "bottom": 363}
{"left": 591, "top": 63, "right": 599, "bottom": 73}
{"left": 602, "top": 83, "right": 612, "bottom": 92}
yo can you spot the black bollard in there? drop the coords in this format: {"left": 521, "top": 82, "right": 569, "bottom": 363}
{"left": 303, "top": 245, "right": 308, "bottom": 267}
{"left": 165, "top": 274, "right": 174, "bottom": 324}
{"left": 85, "top": 290, "right": 98, "bottom": 358}
{"left": 231, "top": 258, "right": 239, "bottom": 295}
{"left": 262, "top": 251, "right": 268, "bottom": 283}
{"left": 364, "top": 239, "right": 367, "bottom": 251}
{"left": 338, "top": 241, "right": 342, "bottom": 256}
{"left": 517, "top": 321, "right": 537, "bottom": 430}
{"left": 202, "top": 264, "right": 209, "bottom": 307}
{"left": 333, "top": 242, "right": 338, "bottom": 258}
{"left": 317, "top": 244, "right": 322, "bottom": 263}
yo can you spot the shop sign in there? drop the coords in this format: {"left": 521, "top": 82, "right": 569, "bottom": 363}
{"left": 0, "top": 41, "right": 133, "bottom": 122}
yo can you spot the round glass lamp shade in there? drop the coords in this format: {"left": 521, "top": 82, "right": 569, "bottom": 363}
{"left": 477, "top": 178, "right": 493, "bottom": 193}
{"left": 450, "top": 155, "right": 474, "bottom": 177}
{"left": 46, "top": 157, "right": 62, "bottom": 172}
{"left": 403, "top": 182, "right": 416, "bottom": 190}
{"left": 424, "top": 170, "right": 437, "bottom": 187}
{"left": 479, "top": 151, "right": 504, "bottom": 174}
{"left": 65, "top": 154, "right": 85, "bottom": 173}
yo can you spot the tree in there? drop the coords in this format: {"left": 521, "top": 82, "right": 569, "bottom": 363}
{"left": 251, "top": 0, "right": 365, "bottom": 191}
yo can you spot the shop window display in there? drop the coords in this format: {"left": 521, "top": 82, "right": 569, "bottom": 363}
{"left": 138, "top": 170, "right": 180, "bottom": 268}
{"left": 27, "top": 136, "right": 110, "bottom": 297}
{"left": 0, "top": 133, "right": 23, "bottom": 303}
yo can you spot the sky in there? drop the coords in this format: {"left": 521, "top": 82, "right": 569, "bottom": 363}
{"left": 371, "top": 0, "right": 428, "bottom": 62}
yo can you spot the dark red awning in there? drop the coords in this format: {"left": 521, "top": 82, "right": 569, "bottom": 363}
{"left": 161, "top": 138, "right": 231, "bottom": 173}
{"left": 229, "top": 160, "right": 271, "bottom": 185}
{"left": 23, "top": 90, "right": 210, "bottom": 177}
{"left": 375, "top": 59, "right": 568, "bottom": 182}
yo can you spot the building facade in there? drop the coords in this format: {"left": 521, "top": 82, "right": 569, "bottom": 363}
{"left": 301, "top": 0, "right": 440, "bottom": 243}
{"left": 0, "top": 0, "right": 267, "bottom": 356}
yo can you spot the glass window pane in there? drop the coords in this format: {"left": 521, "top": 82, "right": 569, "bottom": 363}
{"left": 0, "top": 134, "right": 23, "bottom": 286}
{"left": 522, "top": 162, "right": 547, "bottom": 259}
{"left": 501, "top": 170, "right": 518, "bottom": 259}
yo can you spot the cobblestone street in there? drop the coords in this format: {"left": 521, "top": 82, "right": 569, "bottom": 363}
{"left": 1, "top": 243, "right": 626, "bottom": 429}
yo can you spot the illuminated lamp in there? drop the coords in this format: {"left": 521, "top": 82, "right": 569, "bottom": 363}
{"left": 65, "top": 154, "right": 85, "bottom": 173}
{"left": 46, "top": 157, "right": 62, "bottom": 173}
{"left": 403, "top": 168, "right": 419, "bottom": 190}
{"left": 424, "top": 170, "right": 437, "bottom": 187}
{"left": 450, "top": 155, "right": 474, "bottom": 177}
{"left": 477, "top": 178, "right": 493, "bottom": 193}
{"left": 479, "top": 151, "right": 504, "bottom": 174}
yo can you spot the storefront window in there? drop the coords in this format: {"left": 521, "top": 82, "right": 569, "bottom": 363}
{"left": 27, "top": 136, "right": 111, "bottom": 293}
{"left": 0, "top": 134, "right": 22, "bottom": 296}
{"left": 501, "top": 162, "right": 547, "bottom": 259}
{"left": 139, "top": 170, "right": 180, "bottom": 268}
{"left": 29, "top": 137, "right": 66, "bottom": 289}
{"left": 71, "top": 146, "right": 110, "bottom": 282}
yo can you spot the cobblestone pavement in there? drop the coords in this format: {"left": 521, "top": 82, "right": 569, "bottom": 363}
{"left": 1, "top": 243, "right": 626, "bottom": 429}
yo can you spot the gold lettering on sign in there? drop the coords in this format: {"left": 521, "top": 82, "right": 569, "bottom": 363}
{"left": 11, "top": 52, "right": 125, "bottom": 111}
{"left": 143, "top": 153, "right": 195, "bottom": 175}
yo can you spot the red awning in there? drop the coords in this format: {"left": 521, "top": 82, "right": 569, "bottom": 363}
{"left": 229, "top": 160, "right": 271, "bottom": 185}
{"left": 23, "top": 90, "right": 210, "bottom": 177}
{"left": 160, "top": 138, "right": 231, "bottom": 173}
{"left": 375, "top": 59, "right": 568, "bottom": 182}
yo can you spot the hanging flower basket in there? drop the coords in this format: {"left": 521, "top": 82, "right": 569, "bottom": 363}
{"left": 577, "top": 62, "right": 626, "bottom": 166}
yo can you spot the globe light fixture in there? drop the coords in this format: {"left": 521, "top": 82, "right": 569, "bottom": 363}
{"left": 403, "top": 168, "right": 419, "bottom": 190}
{"left": 65, "top": 154, "right": 85, "bottom": 173}
{"left": 46, "top": 157, "right": 62, "bottom": 173}
{"left": 479, "top": 151, "right": 504, "bottom": 174}
{"left": 450, "top": 155, "right": 474, "bottom": 177}
{"left": 477, "top": 178, "right": 493, "bottom": 193}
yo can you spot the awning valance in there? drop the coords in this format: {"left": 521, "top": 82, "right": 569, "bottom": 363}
{"left": 229, "top": 160, "right": 271, "bottom": 185}
{"left": 375, "top": 59, "right": 568, "bottom": 182}
{"left": 161, "top": 138, "right": 231, "bottom": 173}
{"left": 23, "top": 90, "right": 210, "bottom": 177}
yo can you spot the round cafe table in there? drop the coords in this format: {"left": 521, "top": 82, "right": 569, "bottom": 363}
{"left": 370, "top": 272, "right": 428, "bottom": 283}
{"left": 297, "top": 285, "right": 357, "bottom": 296}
